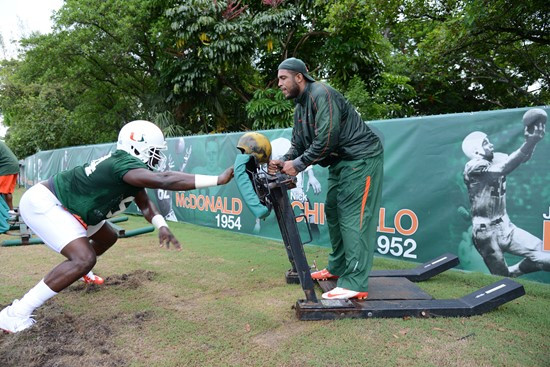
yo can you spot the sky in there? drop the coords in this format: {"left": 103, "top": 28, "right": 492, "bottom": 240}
{"left": 0, "top": 0, "right": 63, "bottom": 59}
{"left": 0, "top": 0, "right": 63, "bottom": 136}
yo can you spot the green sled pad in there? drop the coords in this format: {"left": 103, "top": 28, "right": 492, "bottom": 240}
{"left": 234, "top": 154, "right": 270, "bottom": 219}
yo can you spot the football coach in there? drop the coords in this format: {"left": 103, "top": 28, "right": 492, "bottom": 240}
{"left": 268, "top": 57, "right": 384, "bottom": 300}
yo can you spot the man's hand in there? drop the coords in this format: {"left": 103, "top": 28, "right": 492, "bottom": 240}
{"left": 281, "top": 160, "right": 298, "bottom": 176}
{"left": 217, "top": 167, "right": 234, "bottom": 185}
{"left": 158, "top": 227, "right": 181, "bottom": 251}
{"left": 524, "top": 122, "right": 545, "bottom": 144}
{"left": 268, "top": 159, "right": 283, "bottom": 174}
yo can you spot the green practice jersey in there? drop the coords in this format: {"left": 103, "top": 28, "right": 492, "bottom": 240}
{"left": 54, "top": 150, "right": 148, "bottom": 225}
{"left": 0, "top": 141, "right": 19, "bottom": 176}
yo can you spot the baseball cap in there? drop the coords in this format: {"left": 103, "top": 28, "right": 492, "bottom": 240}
{"left": 277, "top": 58, "right": 315, "bottom": 82}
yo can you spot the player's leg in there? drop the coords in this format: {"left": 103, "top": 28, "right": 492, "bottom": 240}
{"left": 79, "top": 221, "right": 119, "bottom": 284}
{"left": 89, "top": 220, "right": 118, "bottom": 256}
{"left": 0, "top": 184, "right": 95, "bottom": 333}
{"left": 4, "top": 193, "right": 14, "bottom": 211}
{"left": 47, "top": 238, "right": 97, "bottom": 290}
{"left": 508, "top": 226, "right": 550, "bottom": 275}
{"left": 472, "top": 223, "right": 509, "bottom": 276}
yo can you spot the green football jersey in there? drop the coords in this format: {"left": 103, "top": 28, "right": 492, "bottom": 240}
{"left": 0, "top": 141, "right": 19, "bottom": 176}
{"left": 54, "top": 150, "right": 148, "bottom": 225}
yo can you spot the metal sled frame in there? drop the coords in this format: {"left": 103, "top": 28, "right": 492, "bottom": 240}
{"left": 1, "top": 216, "right": 154, "bottom": 247}
{"left": 260, "top": 172, "right": 525, "bottom": 321}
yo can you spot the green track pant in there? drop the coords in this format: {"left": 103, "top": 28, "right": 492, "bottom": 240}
{"left": 325, "top": 153, "right": 383, "bottom": 292}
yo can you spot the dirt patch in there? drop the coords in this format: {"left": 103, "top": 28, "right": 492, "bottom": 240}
{"left": 252, "top": 320, "right": 312, "bottom": 349}
{"left": 0, "top": 270, "right": 156, "bottom": 367}
{"left": 66, "top": 269, "right": 156, "bottom": 293}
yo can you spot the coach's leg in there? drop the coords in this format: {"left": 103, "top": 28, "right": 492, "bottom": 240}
{"left": 334, "top": 155, "right": 382, "bottom": 293}
{"left": 325, "top": 164, "right": 345, "bottom": 275}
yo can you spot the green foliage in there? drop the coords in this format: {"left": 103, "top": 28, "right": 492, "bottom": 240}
{"left": 245, "top": 88, "right": 294, "bottom": 130}
{"left": 344, "top": 73, "right": 416, "bottom": 120}
{"left": 0, "top": 0, "right": 169, "bottom": 156}
{"left": 317, "top": 0, "right": 382, "bottom": 85}
{"left": 1, "top": 0, "right": 548, "bottom": 156}
{"left": 382, "top": 0, "right": 549, "bottom": 114}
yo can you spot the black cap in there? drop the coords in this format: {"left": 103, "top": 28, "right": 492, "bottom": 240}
{"left": 277, "top": 57, "right": 315, "bottom": 82}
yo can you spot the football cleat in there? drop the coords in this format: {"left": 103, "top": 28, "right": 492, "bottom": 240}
{"left": 81, "top": 274, "right": 105, "bottom": 285}
{"left": 322, "top": 287, "right": 368, "bottom": 300}
{"left": 311, "top": 268, "right": 339, "bottom": 281}
{"left": 0, "top": 300, "right": 36, "bottom": 333}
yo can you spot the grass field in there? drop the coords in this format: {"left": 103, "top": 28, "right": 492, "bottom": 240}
{"left": 1, "top": 188, "right": 549, "bottom": 367}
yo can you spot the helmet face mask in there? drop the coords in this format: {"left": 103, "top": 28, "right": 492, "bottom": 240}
{"left": 148, "top": 147, "right": 167, "bottom": 170}
{"left": 117, "top": 120, "right": 167, "bottom": 169}
{"left": 237, "top": 132, "right": 272, "bottom": 164}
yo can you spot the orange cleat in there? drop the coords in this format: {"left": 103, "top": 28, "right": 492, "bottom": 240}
{"left": 311, "top": 268, "right": 339, "bottom": 281}
{"left": 81, "top": 274, "right": 105, "bottom": 285}
{"left": 322, "top": 287, "right": 368, "bottom": 300}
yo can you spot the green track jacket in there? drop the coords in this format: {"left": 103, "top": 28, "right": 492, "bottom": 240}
{"left": 282, "top": 81, "right": 383, "bottom": 172}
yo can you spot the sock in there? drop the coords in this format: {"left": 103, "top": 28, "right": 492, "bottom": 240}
{"left": 11, "top": 279, "right": 58, "bottom": 317}
{"left": 84, "top": 270, "right": 95, "bottom": 280}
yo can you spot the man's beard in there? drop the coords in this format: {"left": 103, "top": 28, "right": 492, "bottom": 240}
{"left": 285, "top": 82, "right": 300, "bottom": 99}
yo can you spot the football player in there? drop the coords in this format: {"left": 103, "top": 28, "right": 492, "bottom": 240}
{"left": 0, "top": 120, "right": 233, "bottom": 333}
{"left": 462, "top": 109, "right": 549, "bottom": 277}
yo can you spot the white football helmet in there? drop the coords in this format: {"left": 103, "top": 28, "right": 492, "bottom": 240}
{"left": 461, "top": 131, "right": 487, "bottom": 159}
{"left": 117, "top": 120, "right": 167, "bottom": 169}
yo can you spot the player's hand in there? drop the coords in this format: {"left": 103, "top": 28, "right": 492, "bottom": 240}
{"left": 524, "top": 122, "right": 545, "bottom": 143}
{"left": 158, "top": 227, "right": 182, "bottom": 251}
{"left": 281, "top": 160, "right": 298, "bottom": 176}
{"left": 307, "top": 177, "right": 321, "bottom": 194}
{"left": 268, "top": 159, "right": 283, "bottom": 174}
{"left": 217, "top": 167, "right": 234, "bottom": 185}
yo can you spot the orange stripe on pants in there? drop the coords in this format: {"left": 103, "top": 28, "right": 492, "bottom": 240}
{"left": 359, "top": 176, "right": 371, "bottom": 230}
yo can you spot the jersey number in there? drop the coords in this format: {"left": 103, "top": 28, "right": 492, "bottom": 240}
{"left": 106, "top": 196, "right": 135, "bottom": 218}
{"left": 85, "top": 153, "right": 112, "bottom": 176}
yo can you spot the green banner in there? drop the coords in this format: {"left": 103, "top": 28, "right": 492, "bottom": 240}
{"left": 23, "top": 107, "right": 550, "bottom": 283}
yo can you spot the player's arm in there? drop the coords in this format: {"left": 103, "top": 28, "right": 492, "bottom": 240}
{"left": 122, "top": 167, "right": 234, "bottom": 191}
{"left": 134, "top": 189, "right": 181, "bottom": 250}
{"left": 489, "top": 124, "right": 545, "bottom": 175}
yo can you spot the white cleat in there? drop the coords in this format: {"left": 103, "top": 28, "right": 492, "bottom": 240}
{"left": 0, "top": 300, "right": 36, "bottom": 333}
{"left": 322, "top": 287, "right": 369, "bottom": 300}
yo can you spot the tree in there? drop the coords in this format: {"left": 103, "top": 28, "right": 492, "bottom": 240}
{"left": 378, "top": 0, "right": 549, "bottom": 114}
{"left": 3, "top": 0, "right": 547, "bottom": 157}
